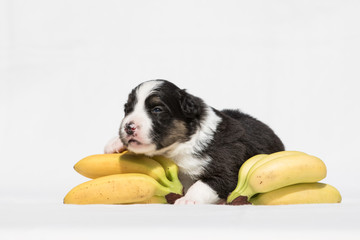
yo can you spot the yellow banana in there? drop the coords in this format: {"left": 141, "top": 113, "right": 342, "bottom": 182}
{"left": 63, "top": 173, "right": 173, "bottom": 204}
{"left": 74, "top": 152, "right": 182, "bottom": 194}
{"left": 227, "top": 151, "right": 307, "bottom": 203}
{"left": 249, "top": 182, "right": 342, "bottom": 205}
{"left": 241, "top": 152, "right": 327, "bottom": 198}
{"left": 74, "top": 151, "right": 128, "bottom": 178}
{"left": 227, "top": 151, "right": 327, "bottom": 203}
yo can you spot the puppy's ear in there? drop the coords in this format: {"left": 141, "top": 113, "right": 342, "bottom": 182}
{"left": 178, "top": 89, "right": 204, "bottom": 119}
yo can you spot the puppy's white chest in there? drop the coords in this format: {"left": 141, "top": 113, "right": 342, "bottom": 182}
{"left": 172, "top": 153, "right": 210, "bottom": 179}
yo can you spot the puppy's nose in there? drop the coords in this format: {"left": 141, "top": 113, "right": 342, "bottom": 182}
{"left": 125, "top": 122, "right": 136, "bottom": 136}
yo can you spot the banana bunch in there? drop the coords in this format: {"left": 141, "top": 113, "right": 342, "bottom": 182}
{"left": 64, "top": 151, "right": 183, "bottom": 204}
{"left": 227, "top": 151, "right": 341, "bottom": 205}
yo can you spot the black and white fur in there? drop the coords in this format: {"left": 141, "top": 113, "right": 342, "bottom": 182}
{"left": 104, "top": 80, "right": 284, "bottom": 204}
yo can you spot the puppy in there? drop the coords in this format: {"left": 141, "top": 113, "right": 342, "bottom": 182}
{"left": 104, "top": 80, "right": 284, "bottom": 204}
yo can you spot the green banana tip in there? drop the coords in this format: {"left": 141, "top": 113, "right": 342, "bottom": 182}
{"left": 227, "top": 192, "right": 239, "bottom": 204}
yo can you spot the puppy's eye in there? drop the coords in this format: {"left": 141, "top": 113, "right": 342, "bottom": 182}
{"left": 151, "top": 106, "right": 163, "bottom": 114}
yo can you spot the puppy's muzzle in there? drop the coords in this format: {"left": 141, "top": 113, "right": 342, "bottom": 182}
{"left": 125, "top": 122, "right": 136, "bottom": 136}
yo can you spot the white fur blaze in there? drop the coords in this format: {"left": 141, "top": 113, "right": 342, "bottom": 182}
{"left": 120, "top": 80, "right": 163, "bottom": 154}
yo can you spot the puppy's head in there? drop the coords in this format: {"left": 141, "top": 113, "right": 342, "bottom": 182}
{"left": 119, "top": 80, "right": 205, "bottom": 155}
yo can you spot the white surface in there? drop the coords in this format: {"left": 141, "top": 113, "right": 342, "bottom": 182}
{"left": 1, "top": 0, "right": 360, "bottom": 239}
{"left": 1, "top": 201, "right": 359, "bottom": 240}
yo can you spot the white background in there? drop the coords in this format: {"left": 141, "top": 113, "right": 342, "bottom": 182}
{"left": 1, "top": 0, "right": 360, "bottom": 239}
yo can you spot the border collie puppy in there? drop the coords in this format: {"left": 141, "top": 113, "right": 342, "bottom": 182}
{"left": 104, "top": 80, "right": 284, "bottom": 204}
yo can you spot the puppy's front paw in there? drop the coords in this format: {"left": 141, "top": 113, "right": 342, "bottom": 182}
{"left": 174, "top": 196, "right": 198, "bottom": 205}
{"left": 173, "top": 181, "right": 221, "bottom": 205}
{"left": 104, "top": 136, "right": 126, "bottom": 154}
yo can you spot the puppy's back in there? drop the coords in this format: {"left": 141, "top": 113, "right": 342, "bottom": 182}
{"left": 221, "top": 109, "right": 285, "bottom": 154}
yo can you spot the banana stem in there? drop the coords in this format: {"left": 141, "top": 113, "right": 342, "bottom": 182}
{"left": 167, "top": 182, "right": 183, "bottom": 195}
{"left": 227, "top": 192, "right": 240, "bottom": 203}
{"left": 151, "top": 155, "right": 183, "bottom": 195}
